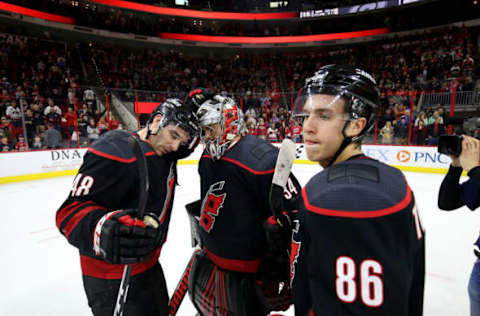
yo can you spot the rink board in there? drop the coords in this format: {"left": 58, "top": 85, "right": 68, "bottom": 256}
{"left": 0, "top": 144, "right": 455, "bottom": 184}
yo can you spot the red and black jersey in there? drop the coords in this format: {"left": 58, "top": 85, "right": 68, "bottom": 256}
{"left": 292, "top": 155, "right": 425, "bottom": 316}
{"left": 55, "top": 130, "right": 177, "bottom": 280}
{"left": 197, "top": 135, "right": 301, "bottom": 273}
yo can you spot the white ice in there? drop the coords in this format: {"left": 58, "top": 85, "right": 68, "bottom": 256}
{"left": 0, "top": 164, "right": 477, "bottom": 315}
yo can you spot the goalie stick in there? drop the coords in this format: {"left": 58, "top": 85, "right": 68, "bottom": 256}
{"left": 167, "top": 139, "right": 297, "bottom": 315}
{"left": 112, "top": 136, "right": 150, "bottom": 316}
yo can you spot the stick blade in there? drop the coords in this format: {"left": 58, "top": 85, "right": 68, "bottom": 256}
{"left": 272, "top": 139, "right": 296, "bottom": 189}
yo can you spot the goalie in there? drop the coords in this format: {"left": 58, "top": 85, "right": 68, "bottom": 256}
{"left": 185, "top": 95, "right": 301, "bottom": 315}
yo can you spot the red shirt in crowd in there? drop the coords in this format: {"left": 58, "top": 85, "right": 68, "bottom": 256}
{"left": 256, "top": 123, "right": 266, "bottom": 138}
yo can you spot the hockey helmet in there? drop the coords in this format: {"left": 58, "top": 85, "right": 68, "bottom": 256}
{"left": 293, "top": 64, "right": 380, "bottom": 140}
{"left": 147, "top": 98, "right": 199, "bottom": 142}
{"left": 196, "top": 95, "right": 245, "bottom": 160}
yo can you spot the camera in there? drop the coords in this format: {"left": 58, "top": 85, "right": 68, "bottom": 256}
{"left": 438, "top": 135, "right": 463, "bottom": 156}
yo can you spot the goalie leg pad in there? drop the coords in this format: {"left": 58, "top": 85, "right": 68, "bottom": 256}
{"left": 188, "top": 251, "right": 267, "bottom": 316}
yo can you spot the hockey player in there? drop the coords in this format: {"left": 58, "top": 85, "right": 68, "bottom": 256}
{"left": 55, "top": 98, "right": 199, "bottom": 316}
{"left": 438, "top": 135, "right": 480, "bottom": 315}
{"left": 186, "top": 95, "right": 301, "bottom": 315}
{"left": 290, "top": 65, "right": 425, "bottom": 315}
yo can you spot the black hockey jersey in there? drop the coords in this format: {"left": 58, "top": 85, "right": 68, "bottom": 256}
{"left": 55, "top": 130, "right": 177, "bottom": 279}
{"left": 197, "top": 135, "right": 301, "bottom": 273}
{"left": 292, "top": 155, "right": 425, "bottom": 316}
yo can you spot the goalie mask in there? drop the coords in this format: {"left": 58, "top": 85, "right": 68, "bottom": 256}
{"left": 146, "top": 98, "right": 199, "bottom": 144}
{"left": 196, "top": 95, "right": 245, "bottom": 160}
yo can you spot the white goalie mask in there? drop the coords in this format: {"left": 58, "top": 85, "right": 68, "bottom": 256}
{"left": 196, "top": 95, "right": 245, "bottom": 160}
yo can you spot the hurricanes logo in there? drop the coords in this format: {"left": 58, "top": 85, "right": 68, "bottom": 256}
{"left": 396, "top": 150, "right": 411, "bottom": 162}
{"left": 199, "top": 181, "right": 226, "bottom": 233}
{"left": 290, "top": 220, "right": 302, "bottom": 286}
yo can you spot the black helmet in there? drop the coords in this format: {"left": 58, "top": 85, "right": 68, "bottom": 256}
{"left": 294, "top": 64, "right": 380, "bottom": 138}
{"left": 147, "top": 98, "right": 199, "bottom": 141}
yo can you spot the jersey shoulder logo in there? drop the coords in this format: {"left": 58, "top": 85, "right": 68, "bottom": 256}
{"left": 199, "top": 181, "right": 227, "bottom": 233}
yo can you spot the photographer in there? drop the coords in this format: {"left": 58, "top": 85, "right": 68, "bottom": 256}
{"left": 438, "top": 135, "right": 480, "bottom": 316}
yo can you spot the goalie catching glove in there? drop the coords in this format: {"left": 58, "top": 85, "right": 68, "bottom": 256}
{"left": 93, "top": 209, "right": 160, "bottom": 264}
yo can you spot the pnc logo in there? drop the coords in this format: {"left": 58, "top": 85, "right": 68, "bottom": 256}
{"left": 397, "top": 150, "right": 411, "bottom": 162}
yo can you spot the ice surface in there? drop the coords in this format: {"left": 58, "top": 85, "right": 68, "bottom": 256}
{"left": 0, "top": 164, "right": 476, "bottom": 315}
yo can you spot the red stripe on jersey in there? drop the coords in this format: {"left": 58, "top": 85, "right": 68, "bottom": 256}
{"left": 202, "top": 155, "right": 275, "bottom": 175}
{"left": 159, "top": 176, "right": 175, "bottom": 224}
{"left": 64, "top": 205, "right": 106, "bottom": 238}
{"left": 56, "top": 201, "right": 91, "bottom": 230}
{"left": 302, "top": 185, "right": 412, "bottom": 218}
{"left": 80, "top": 248, "right": 161, "bottom": 279}
{"left": 204, "top": 247, "right": 262, "bottom": 273}
{"left": 87, "top": 147, "right": 155, "bottom": 163}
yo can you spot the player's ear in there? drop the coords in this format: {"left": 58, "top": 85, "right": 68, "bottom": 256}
{"left": 345, "top": 117, "right": 367, "bottom": 138}
{"left": 150, "top": 114, "right": 163, "bottom": 127}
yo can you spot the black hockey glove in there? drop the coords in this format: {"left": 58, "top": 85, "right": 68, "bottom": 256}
{"left": 171, "top": 135, "right": 200, "bottom": 160}
{"left": 186, "top": 87, "right": 214, "bottom": 109}
{"left": 93, "top": 209, "right": 160, "bottom": 264}
{"left": 259, "top": 214, "right": 293, "bottom": 284}
{"left": 263, "top": 214, "right": 292, "bottom": 255}
{"left": 255, "top": 278, "right": 293, "bottom": 312}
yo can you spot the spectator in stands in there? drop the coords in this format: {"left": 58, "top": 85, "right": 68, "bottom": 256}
{"left": 256, "top": 117, "right": 266, "bottom": 140}
{"left": 0, "top": 117, "right": 16, "bottom": 143}
{"left": 413, "top": 119, "right": 428, "bottom": 145}
{"left": 427, "top": 110, "right": 443, "bottom": 125}
{"left": 394, "top": 116, "right": 409, "bottom": 144}
{"left": 6, "top": 100, "right": 22, "bottom": 129}
{"left": 380, "top": 120, "right": 394, "bottom": 144}
{"left": 83, "top": 87, "right": 96, "bottom": 109}
{"left": 23, "top": 109, "right": 35, "bottom": 146}
{"left": 427, "top": 116, "right": 445, "bottom": 145}
{"left": 15, "top": 135, "right": 28, "bottom": 151}
{"left": 381, "top": 107, "right": 395, "bottom": 127}
{"left": 267, "top": 120, "right": 278, "bottom": 142}
{"left": 0, "top": 136, "right": 11, "bottom": 152}
{"left": 32, "top": 135, "right": 43, "bottom": 150}
{"left": 61, "top": 106, "right": 76, "bottom": 139}
{"left": 97, "top": 116, "right": 108, "bottom": 135}
{"left": 44, "top": 123, "right": 62, "bottom": 149}
{"left": 291, "top": 120, "right": 302, "bottom": 143}
{"left": 87, "top": 117, "right": 100, "bottom": 144}
{"left": 44, "top": 98, "right": 62, "bottom": 130}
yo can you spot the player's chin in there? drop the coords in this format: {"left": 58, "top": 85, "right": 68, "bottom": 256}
{"left": 305, "top": 146, "right": 321, "bottom": 162}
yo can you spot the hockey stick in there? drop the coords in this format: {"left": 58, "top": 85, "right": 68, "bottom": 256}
{"left": 113, "top": 135, "right": 150, "bottom": 316}
{"left": 270, "top": 138, "right": 297, "bottom": 225}
{"left": 168, "top": 248, "right": 200, "bottom": 315}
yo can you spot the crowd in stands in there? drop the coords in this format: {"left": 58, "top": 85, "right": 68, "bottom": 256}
{"left": 0, "top": 22, "right": 479, "bottom": 152}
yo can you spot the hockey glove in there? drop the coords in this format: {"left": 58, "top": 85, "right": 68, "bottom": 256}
{"left": 171, "top": 135, "right": 200, "bottom": 160}
{"left": 263, "top": 214, "right": 292, "bottom": 255}
{"left": 186, "top": 87, "right": 214, "bottom": 109}
{"left": 93, "top": 209, "right": 160, "bottom": 264}
{"left": 255, "top": 278, "right": 293, "bottom": 312}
